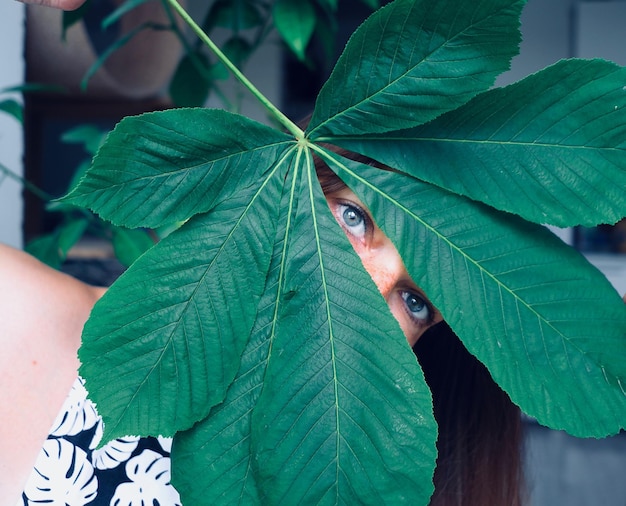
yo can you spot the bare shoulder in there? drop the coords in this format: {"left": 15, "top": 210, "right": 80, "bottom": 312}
{"left": 0, "top": 246, "right": 106, "bottom": 498}
{"left": 0, "top": 243, "right": 105, "bottom": 348}
{"left": 0, "top": 243, "right": 106, "bottom": 383}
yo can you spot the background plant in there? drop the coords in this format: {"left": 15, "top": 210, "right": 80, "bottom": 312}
{"left": 16, "top": 0, "right": 377, "bottom": 268}
{"left": 25, "top": 124, "right": 155, "bottom": 268}
{"left": 70, "top": 0, "right": 379, "bottom": 109}
{"left": 0, "top": 85, "right": 54, "bottom": 199}
{"left": 0, "top": 94, "right": 153, "bottom": 268}
{"left": 60, "top": 0, "right": 626, "bottom": 504}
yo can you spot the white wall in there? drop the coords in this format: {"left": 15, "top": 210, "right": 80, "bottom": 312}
{"left": 498, "top": 0, "right": 575, "bottom": 86}
{"left": 0, "top": 2, "right": 25, "bottom": 249}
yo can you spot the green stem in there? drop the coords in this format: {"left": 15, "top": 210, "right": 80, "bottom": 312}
{"left": 166, "top": 0, "right": 304, "bottom": 140}
{"left": 0, "top": 162, "right": 53, "bottom": 201}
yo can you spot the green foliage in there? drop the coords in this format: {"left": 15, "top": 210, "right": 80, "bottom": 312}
{"left": 203, "top": 0, "right": 264, "bottom": 32}
{"left": 61, "top": 0, "right": 92, "bottom": 39}
{"left": 273, "top": 0, "right": 316, "bottom": 61}
{"left": 0, "top": 98, "right": 22, "bottom": 123}
{"left": 61, "top": 0, "right": 626, "bottom": 503}
{"left": 27, "top": 124, "right": 154, "bottom": 269}
{"left": 26, "top": 216, "right": 89, "bottom": 269}
{"left": 308, "top": 0, "right": 526, "bottom": 135}
{"left": 75, "top": 0, "right": 373, "bottom": 108}
{"left": 169, "top": 51, "right": 214, "bottom": 107}
{"left": 336, "top": 58, "right": 626, "bottom": 227}
{"left": 320, "top": 153, "right": 626, "bottom": 437}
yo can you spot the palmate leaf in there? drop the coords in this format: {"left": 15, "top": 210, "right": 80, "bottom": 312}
{"left": 172, "top": 151, "right": 437, "bottom": 505}
{"left": 79, "top": 151, "right": 294, "bottom": 441}
{"left": 332, "top": 58, "right": 626, "bottom": 227}
{"left": 320, "top": 151, "right": 626, "bottom": 437}
{"left": 307, "top": 0, "right": 525, "bottom": 137}
{"left": 67, "top": 0, "right": 626, "bottom": 502}
{"left": 61, "top": 109, "right": 293, "bottom": 229}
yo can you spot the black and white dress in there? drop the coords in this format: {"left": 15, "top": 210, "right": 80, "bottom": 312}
{"left": 18, "top": 377, "right": 181, "bottom": 505}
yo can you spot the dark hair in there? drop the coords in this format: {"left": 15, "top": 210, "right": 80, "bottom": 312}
{"left": 311, "top": 141, "right": 525, "bottom": 505}
{"left": 414, "top": 322, "right": 524, "bottom": 506}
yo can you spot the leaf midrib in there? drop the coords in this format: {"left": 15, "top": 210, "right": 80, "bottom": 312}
{"left": 76, "top": 140, "right": 296, "bottom": 194}
{"left": 306, "top": 149, "right": 342, "bottom": 503}
{"left": 321, "top": 135, "right": 626, "bottom": 152}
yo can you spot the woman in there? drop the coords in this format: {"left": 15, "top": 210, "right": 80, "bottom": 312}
{"left": 0, "top": 154, "right": 524, "bottom": 505}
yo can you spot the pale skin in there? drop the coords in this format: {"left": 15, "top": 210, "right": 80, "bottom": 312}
{"left": 0, "top": 243, "right": 105, "bottom": 503}
{"left": 325, "top": 187, "right": 444, "bottom": 346}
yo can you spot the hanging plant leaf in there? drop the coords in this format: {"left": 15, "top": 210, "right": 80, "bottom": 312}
{"left": 202, "top": 0, "right": 264, "bottom": 33}
{"left": 169, "top": 51, "right": 213, "bottom": 107}
{"left": 273, "top": 0, "right": 317, "bottom": 61}
{"left": 111, "top": 226, "right": 154, "bottom": 267}
{"left": 0, "top": 99, "right": 23, "bottom": 123}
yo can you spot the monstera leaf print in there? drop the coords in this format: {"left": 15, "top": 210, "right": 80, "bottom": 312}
{"left": 110, "top": 449, "right": 181, "bottom": 505}
{"left": 23, "top": 439, "right": 98, "bottom": 505}
{"left": 92, "top": 437, "right": 140, "bottom": 470}
{"left": 48, "top": 378, "right": 99, "bottom": 438}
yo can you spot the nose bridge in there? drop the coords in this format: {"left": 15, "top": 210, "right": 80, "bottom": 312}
{"left": 362, "top": 239, "right": 406, "bottom": 299}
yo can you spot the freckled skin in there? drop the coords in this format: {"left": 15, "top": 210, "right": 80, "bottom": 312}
{"left": 326, "top": 187, "right": 443, "bottom": 346}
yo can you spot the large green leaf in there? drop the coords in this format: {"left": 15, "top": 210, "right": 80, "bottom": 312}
{"left": 61, "top": 109, "right": 293, "bottom": 229}
{"left": 79, "top": 152, "right": 293, "bottom": 441}
{"left": 66, "top": 0, "right": 626, "bottom": 501}
{"left": 250, "top": 153, "right": 437, "bottom": 505}
{"left": 333, "top": 58, "right": 626, "bottom": 227}
{"left": 307, "top": 0, "right": 525, "bottom": 137}
{"left": 320, "top": 151, "right": 626, "bottom": 437}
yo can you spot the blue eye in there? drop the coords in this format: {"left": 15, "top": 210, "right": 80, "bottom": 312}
{"left": 401, "top": 291, "right": 430, "bottom": 322}
{"left": 339, "top": 203, "right": 366, "bottom": 238}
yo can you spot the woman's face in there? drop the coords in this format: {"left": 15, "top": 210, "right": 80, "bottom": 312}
{"left": 326, "top": 186, "right": 443, "bottom": 346}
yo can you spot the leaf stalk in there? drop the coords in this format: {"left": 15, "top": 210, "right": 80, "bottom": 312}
{"left": 166, "top": 0, "right": 304, "bottom": 140}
